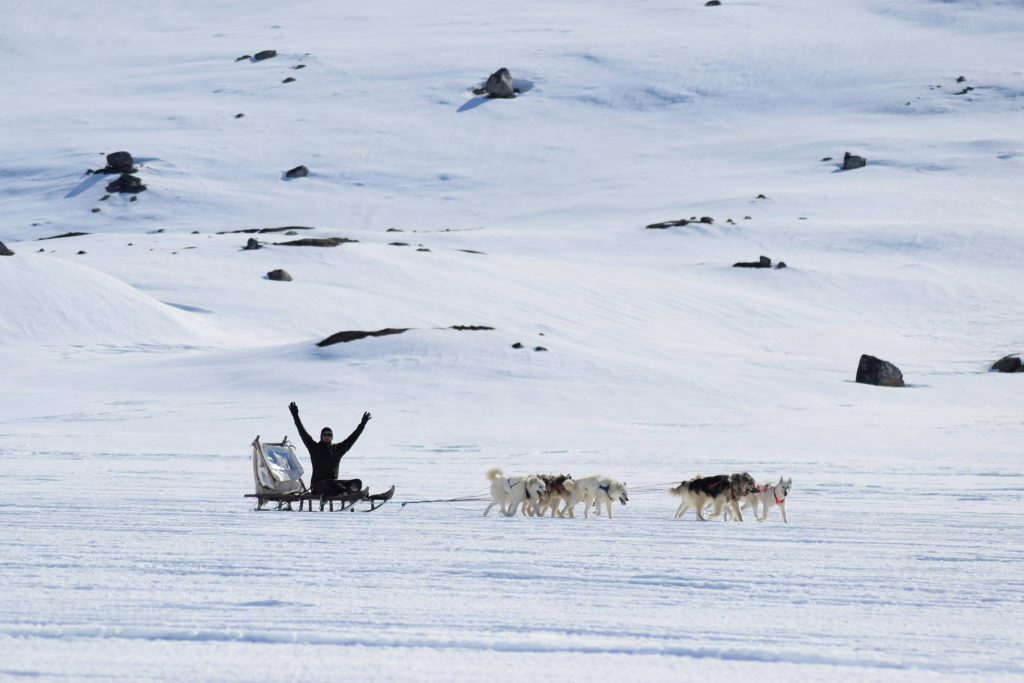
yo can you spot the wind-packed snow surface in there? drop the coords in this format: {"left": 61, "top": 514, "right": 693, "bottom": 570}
{"left": 2, "top": 0, "right": 1023, "bottom": 680}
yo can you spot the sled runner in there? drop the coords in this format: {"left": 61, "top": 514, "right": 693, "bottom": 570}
{"left": 246, "top": 436, "right": 395, "bottom": 512}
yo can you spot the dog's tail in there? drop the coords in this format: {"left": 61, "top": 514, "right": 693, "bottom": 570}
{"left": 485, "top": 467, "right": 504, "bottom": 481}
{"left": 668, "top": 474, "right": 702, "bottom": 496}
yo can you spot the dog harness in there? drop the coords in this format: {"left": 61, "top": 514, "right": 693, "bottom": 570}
{"left": 509, "top": 478, "right": 531, "bottom": 499}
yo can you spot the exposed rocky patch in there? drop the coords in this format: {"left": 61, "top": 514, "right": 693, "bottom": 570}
{"left": 990, "top": 354, "right": 1022, "bottom": 373}
{"left": 733, "top": 255, "right": 779, "bottom": 268}
{"left": 266, "top": 269, "right": 292, "bottom": 281}
{"left": 217, "top": 226, "right": 314, "bottom": 235}
{"left": 39, "top": 232, "right": 90, "bottom": 240}
{"left": 706, "top": 0, "right": 722, "bottom": 5}
{"left": 282, "top": 77, "right": 296, "bottom": 84}
{"left": 96, "top": 151, "right": 136, "bottom": 175}
{"left": 253, "top": 50, "right": 277, "bottom": 61}
{"left": 646, "top": 216, "right": 715, "bottom": 230}
{"left": 276, "top": 237, "right": 356, "bottom": 247}
{"left": 389, "top": 242, "right": 409, "bottom": 247}
{"left": 284, "top": 165, "right": 308, "bottom": 178}
{"left": 534, "top": 346, "right": 548, "bottom": 352}
{"left": 511, "top": 342, "right": 524, "bottom": 349}
{"left": 0, "top": 241, "right": 13, "bottom": 256}
{"left": 856, "top": 355, "right": 905, "bottom": 387}
{"left": 450, "top": 325, "right": 494, "bottom": 331}
{"left": 243, "top": 238, "right": 261, "bottom": 250}
{"left": 318, "top": 328, "right": 410, "bottom": 347}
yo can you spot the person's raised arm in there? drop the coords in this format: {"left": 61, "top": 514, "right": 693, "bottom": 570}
{"left": 289, "top": 402, "right": 316, "bottom": 451}
{"left": 334, "top": 411, "right": 371, "bottom": 457}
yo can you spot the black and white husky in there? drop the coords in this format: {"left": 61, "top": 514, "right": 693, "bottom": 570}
{"left": 739, "top": 477, "right": 792, "bottom": 523}
{"left": 483, "top": 467, "right": 546, "bottom": 517}
{"left": 669, "top": 473, "right": 758, "bottom": 521}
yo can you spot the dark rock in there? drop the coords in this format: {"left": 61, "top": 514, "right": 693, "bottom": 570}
{"left": 37, "top": 248, "right": 44, "bottom": 253}
{"left": 282, "top": 77, "right": 296, "bottom": 84}
{"left": 389, "top": 242, "right": 409, "bottom": 247}
{"left": 293, "top": 64, "right": 306, "bottom": 70}
{"left": 386, "top": 228, "right": 404, "bottom": 232}
{"left": 91, "top": 208, "right": 101, "bottom": 213}
{"left": 318, "top": 328, "right": 409, "bottom": 347}
{"left": 0, "top": 241, "right": 13, "bottom": 256}
{"left": 276, "top": 237, "right": 356, "bottom": 247}
{"left": 990, "top": 355, "right": 1023, "bottom": 373}
{"left": 39, "top": 232, "right": 90, "bottom": 241}
{"left": 699, "top": 216, "right": 714, "bottom": 224}
{"left": 235, "top": 55, "right": 251, "bottom": 62}
{"left": 99, "top": 194, "right": 110, "bottom": 201}
{"left": 191, "top": 231, "right": 200, "bottom": 234}
{"left": 743, "top": 215, "right": 751, "bottom": 220}
{"left": 646, "top": 219, "right": 690, "bottom": 229}
{"left": 534, "top": 346, "right": 548, "bottom": 352}
{"left": 733, "top": 255, "right": 772, "bottom": 268}
{"left": 756, "top": 194, "right": 767, "bottom": 199}
{"left": 244, "top": 238, "right": 261, "bottom": 250}
{"left": 267, "top": 269, "right": 292, "bottom": 281}
{"left": 956, "top": 76, "right": 966, "bottom": 83}
{"left": 77, "top": 250, "right": 87, "bottom": 255}
{"left": 483, "top": 67, "right": 515, "bottom": 98}
{"left": 856, "top": 354, "right": 905, "bottom": 387}
{"left": 105, "top": 151, "right": 135, "bottom": 174}
{"left": 821, "top": 156, "right": 833, "bottom": 161}
{"left": 842, "top": 152, "right": 867, "bottom": 170}
{"left": 285, "top": 230, "right": 297, "bottom": 235}
{"left": 417, "top": 247, "right": 431, "bottom": 252}
{"left": 512, "top": 342, "right": 524, "bottom": 349}
{"left": 775, "top": 261, "right": 787, "bottom": 269}
{"left": 130, "top": 196, "right": 138, "bottom": 202}
{"left": 106, "top": 173, "right": 147, "bottom": 194}
{"left": 285, "top": 165, "right": 309, "bottom": 178}
{"left": 726, "top": 219, "right": 735, "bottom": 224}
{"left": 955, "top": 86, "right": 974, "bottom": 96}
{"left": 458, "top": 249, "right": 485, "bottom": 254}
{"left": 217, "top": 226, "right": 314, "bottom": 235}
{"left": 706, "top": 0, "right": 721, "bottom": 5}
{"left": 450, "top": 325, "right": 494, "bottom": 331}
{"left": 235, "top": 113, "right": 245, "bottom": 119}
{"left": 253, "top": 50, "right": 277, "bottom": 61}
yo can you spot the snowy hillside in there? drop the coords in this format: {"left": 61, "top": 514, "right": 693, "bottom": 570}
{"left": 1, "top": 0, "right": 1023, "bottom": 680}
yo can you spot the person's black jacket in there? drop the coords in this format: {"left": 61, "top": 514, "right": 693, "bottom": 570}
{"left": 291, "top": 410, "right": 365, "bottom": 485}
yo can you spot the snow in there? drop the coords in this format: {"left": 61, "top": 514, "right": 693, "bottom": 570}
{"left": 2, "top": 0, "right": 1024, "bottom": 680}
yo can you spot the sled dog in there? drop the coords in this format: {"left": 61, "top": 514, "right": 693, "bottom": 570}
{"left": 670, "top": 473, "right": 758, "bottom": 521}
{"left": 524, "top": 474, "right": 574, "bottom": 517}
{"left": 564, "top": 476, "right": 629, "bottom": 519}
{"left": 740, "top": 477, "right": 792, "bottom": 523}
{"left": 483, "top": 468, "right": 546, "bottom": 517}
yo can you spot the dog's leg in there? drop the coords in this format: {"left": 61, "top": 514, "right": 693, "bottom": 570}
{"left": 780, "top": 500, "right": 788, "bottom": 523}
{"left": 674, "top": 500, "right": 687, "bottom": 519}
{"left": 606, "top": 501, "right": 613, "bottom": 519}
{"left": 731, "top": 501, "right": 743, "bottom": 522}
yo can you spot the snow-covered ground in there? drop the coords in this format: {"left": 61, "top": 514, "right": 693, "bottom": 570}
{"left": 2, "top": 0, "right": 1023, "bottom": 680}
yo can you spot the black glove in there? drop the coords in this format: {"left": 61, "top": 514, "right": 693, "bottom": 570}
{"left": 361, "top": 411, "right": 372, "bottom": 424}
{"left": 289, "top": 402, "right": 299, "bottom": 416}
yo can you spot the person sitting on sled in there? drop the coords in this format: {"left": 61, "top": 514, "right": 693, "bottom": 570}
{"left": 288, "top": 401, "right": 370, "bottom": 496}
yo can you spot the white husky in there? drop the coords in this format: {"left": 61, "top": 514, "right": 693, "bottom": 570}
{"left": 739, "top": 477, "right": 792, "bottom": 523}
{"left": 483, "top": 468, "right": 546, "bottom": 517}
{"left": 564, "top": 476, "right": 629, "bottom": 519}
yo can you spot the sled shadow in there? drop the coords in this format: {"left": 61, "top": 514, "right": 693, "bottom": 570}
{"left": 64, "top": 173, "right": 106, "bottom": 198}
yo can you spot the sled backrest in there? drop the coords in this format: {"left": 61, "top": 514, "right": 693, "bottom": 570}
{"left": 251, "top": 435, "right": 305, "bottom": 495}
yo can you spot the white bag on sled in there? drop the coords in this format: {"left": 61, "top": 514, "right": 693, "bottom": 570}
{"left": 251, "top": 435, "right": 305, "bottom": 495}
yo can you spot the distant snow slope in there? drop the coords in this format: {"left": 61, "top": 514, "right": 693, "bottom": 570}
{"left": 1, "top": 0, "right": 1022, "bottom": 681}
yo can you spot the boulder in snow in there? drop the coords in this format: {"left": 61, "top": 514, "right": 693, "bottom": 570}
{"left": 104, "top": 151, "right": 135, "bottom": 174}
{"left": 856, "top": 354, "right": 905, "bottom": 387}
{"left": 842, "top": 152, "right": 867, "bottom": 170}
{"left": 266, "top": 269, "right": 292, "bottom": 281}
{"left": 0, "top": 241, "right": 13, "bottom": 256}
{"left": 706, "top": 0, "right": 722, "bottom": 5}
{"left": 105, "top": 173, "right": 147, "bottom": 194}
{"left": 253, "top": 50, "right": 277, "bottom": 61}
{"left": 990, "top": 354, "right": 1023, "bottom": 373}
{"left": 244, "top": 238, "right": 261, "bottom": 250}
{"left": 285, "top": 165, "right": 309, "bottom": 178}
{"left": 482, "top": 68, "right": 515, "bottom": 98}
{"left": 275, "top": 237, "right": 356, "bottom": 247}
